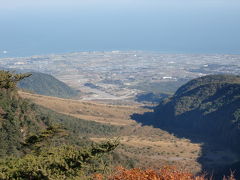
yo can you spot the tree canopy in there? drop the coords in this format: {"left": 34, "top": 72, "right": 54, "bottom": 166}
{"left": 0, "top": 70, "right": 31, "bottom": 90}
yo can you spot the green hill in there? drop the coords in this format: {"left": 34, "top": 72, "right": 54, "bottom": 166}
{"left": 154, "top": 74, "right": 240, "bottom": 151}
{"left": 143, "top": 74, "right": 240, "bottom": 178}
{"left": 18, "top": 72, "right": 79, "bottom": 98}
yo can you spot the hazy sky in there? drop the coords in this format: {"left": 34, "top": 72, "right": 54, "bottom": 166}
{"left": 0, "top": 0, "right": 240, "bottom": 56}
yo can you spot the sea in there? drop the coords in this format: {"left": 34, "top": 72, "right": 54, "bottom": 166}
{"left": 0, "top": 0, "right": 240, "bottom": 58}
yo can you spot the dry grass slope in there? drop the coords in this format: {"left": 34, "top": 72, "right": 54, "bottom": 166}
{"left": 19, "top": 91, "right": 147, "bottom": 126}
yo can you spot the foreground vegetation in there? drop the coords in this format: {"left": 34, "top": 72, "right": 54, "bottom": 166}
{"left": 99, "top": 166, "right": 236, "bottom": 180}
{"left": 0, "top": 70, "right": 121, "bottom": 157}
{"left": 0, "top": 71, "right": 122, "bottom": 179}
{"left": 0, "top": 141, "right": 119, "bottom": 179}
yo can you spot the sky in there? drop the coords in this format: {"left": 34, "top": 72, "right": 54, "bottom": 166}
{"left": 0, "top": 0, "right": 240, "bottom": 57}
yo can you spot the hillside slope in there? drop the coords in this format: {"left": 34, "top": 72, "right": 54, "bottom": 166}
{"left": 18, "top": 72, "right": 79, "bottom": 98}
{"left": 154, "top": 74, "right": 240, "bottom": 151}
{"left": 0, "top": 71, "right": 119, "bottom": 157}
{"left": 0, "top": 71, "right": 50, "bottom": 156}
{"left": 19, "top": 91, "right": 147, "bottom": 126}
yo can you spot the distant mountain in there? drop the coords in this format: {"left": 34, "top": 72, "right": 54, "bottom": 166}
{"left": 18, "top": 72, "right": 79, "bottom": 98}
{"left": 154, "top": 74, "right": 240, "bottom": 151}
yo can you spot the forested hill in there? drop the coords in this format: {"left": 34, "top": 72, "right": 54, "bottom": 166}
{"left": 0, "top": 70, "right": 118, "bottom": 157}
{"left": 0, "top": 71, "right": 50, "bottom": 156}
{"left": 18, "top": 72, "right": 79, "bottom": 98}
{"left": 154, "top": 74, "right": 240, "bottom": 152}
{"left": 0, "top": 70, "right": 122, "bottom": 179}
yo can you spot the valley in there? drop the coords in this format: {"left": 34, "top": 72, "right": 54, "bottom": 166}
{"left": 0, "top": 0, "right": 239, "bottom": 178}
{"left": 1, "top": 52, "right": 240, "bottom": 178}
{"left": 19, "top": 91, "right": 239, "bottom": 175}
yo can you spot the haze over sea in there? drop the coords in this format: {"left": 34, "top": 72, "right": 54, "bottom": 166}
{"left": 0, "top": 0, "right": 240, "bottom": 57}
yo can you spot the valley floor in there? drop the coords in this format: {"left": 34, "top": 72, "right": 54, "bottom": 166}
{"left": 19, "top": 91, "right": 239, "bottom": 174}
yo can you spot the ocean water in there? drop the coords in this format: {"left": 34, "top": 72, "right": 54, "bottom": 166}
{"left": 0, "top": 0, "right": 240, "bottom": 57}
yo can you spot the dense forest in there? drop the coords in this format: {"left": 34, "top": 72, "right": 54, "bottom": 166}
{"left": 154, "top": 75, "right": 240, "bottom": 151}
{"left": 149, "top": 74, "right": 240, "bottom": 178}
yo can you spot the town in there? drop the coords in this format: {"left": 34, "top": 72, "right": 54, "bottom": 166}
{"left": 1, "top": 51, "right": 240, "bottom": 103}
